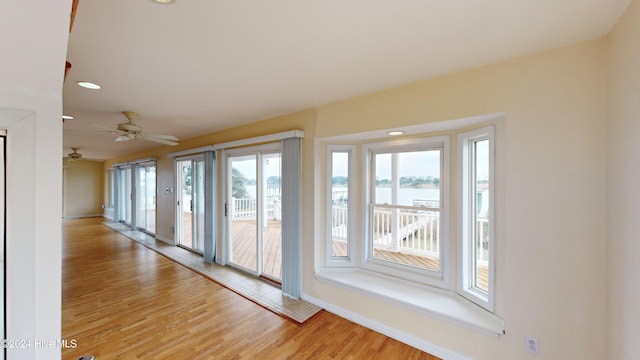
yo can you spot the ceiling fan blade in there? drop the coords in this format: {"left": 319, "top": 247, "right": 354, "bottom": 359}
{"left": 143, "top": 133, "right": 179, "bottom": 141}
{"left": 140, "top": 134, "right": 179, "bottom": 146}
{"left": 91, "top": 123, "right": 120, "bottom": 133}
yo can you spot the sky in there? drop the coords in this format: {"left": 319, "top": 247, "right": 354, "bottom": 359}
{"left": 332, "top": 142, "right": 489, "bottom": 181}
{"left": 231, "top": 153, "right": 281, "bottom": 180}
{"left": 231, "top": 141, "right": 489, "bottom": 182}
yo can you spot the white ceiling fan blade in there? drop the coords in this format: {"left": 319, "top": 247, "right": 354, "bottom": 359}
{"left": 140, "top": 134, "right": 179, "bottom": 146}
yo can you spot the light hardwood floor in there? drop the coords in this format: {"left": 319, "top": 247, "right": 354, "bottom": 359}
{"left": 62, "top": 217, "right": 439, "bottom": 360}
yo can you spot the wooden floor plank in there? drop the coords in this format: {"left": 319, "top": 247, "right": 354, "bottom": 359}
{"left": 62, "top": 217, "right": 439, "bottom": 359}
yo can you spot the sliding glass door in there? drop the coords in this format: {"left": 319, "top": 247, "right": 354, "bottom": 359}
{"left": 114, "top": 161, "right": 157, "bottom": 233}
{"left": 177, "top": 158, "right": 205, "bottom": 252}
{"left": 227, "top": 147, "right": 282, "bottom": 282}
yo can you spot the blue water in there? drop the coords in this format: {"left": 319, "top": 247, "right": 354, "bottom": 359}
{"left": 332, "top": 187, "right": 439, "bottom": 206}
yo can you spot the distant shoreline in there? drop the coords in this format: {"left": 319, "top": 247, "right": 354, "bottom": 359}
{"left": 375, "top": 184, "right": 439, "bottom": 189}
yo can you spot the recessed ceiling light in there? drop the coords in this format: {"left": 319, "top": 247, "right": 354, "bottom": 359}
{"left": 387, "top": 130, "right": 405, "bottom": 136}
{"left": 152, "top": 0, "right": 174, "bottom": 3}
{"left": 76, "top": 81, "right": 102, "bottom": 90}
{"left": 62, "top": 115, "right": 74, "bottom": 120}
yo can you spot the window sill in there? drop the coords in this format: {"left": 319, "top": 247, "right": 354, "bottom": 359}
{"left": 315, "top": 267, "right": 504, "bottom": 337}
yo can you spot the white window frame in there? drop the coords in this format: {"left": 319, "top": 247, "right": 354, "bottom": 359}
{"left": 362, "top": 136, "right": 450, "bottom": 288}
{"left": 326, "top": 145, "right": 356, "bottom": 265}
{"left": 458, "top": 126, "right": 495, "bottom": 311}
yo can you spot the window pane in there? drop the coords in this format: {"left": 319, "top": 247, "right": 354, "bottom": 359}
{"left": 473, "top": 140, "right": 490, "bottom": 293}
{"left": 398, "top": 150, "right": 440, "bottom": 207}
{"left": 230, "top": 155, "right": 258, "bottom": 272}
{"left": 374, "top": 153, "right": 391, "bottom": 204}
{"left": 331, "top": 152, "right": 349, "bottom": 258}
{"left": 193, "top": 160, "right": 205, "bottom": 252}
{"left": 262, "top": 152, "right": 282, "bottom": 279}
{"left": 371, "top": 205, "right": 440, "bottom": 271}
{"left": 371, "top": 149, "right": 442, "bottom": 271}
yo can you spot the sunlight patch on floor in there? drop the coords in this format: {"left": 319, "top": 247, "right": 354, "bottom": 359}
{"left": 102, "top": 221, "right": 321, "bottom": 323}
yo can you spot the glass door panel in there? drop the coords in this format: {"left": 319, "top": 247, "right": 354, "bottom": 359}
{"left": 192, "top": 160, "right": 205, "bottom": 252}
{"left": 137, "top": 165, "right": 156, "bottom": 234}
{"left": 146, "top": 166, "right": 156, "bottom": 233}
{"left": 178, "top": 160, "right": 193, "bottom": 249}
{"left": 229, "top": 154, "right": 258, "bottom": 273}
{"left": 118, "top": 167, "right": 132, "bottom": 225}
{"left": 261, "top": 152, "right": 282, "bottom": 280}
{"left": 177, "top": 159, "right": 205, "bottom": 252}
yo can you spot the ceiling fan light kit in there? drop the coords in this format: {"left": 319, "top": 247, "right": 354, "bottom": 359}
{"left": 94, "top": 111, "right": 180, "bottom": 146}
{"left": 76, "top": 81, "right": 102, "bottom": 90}
{"left": 66, "top": 147, "right": 83, "bottom": 161}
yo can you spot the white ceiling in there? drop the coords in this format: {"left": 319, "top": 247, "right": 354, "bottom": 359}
{"left": 63, "top": 0, "right": 630, "bottom": 160}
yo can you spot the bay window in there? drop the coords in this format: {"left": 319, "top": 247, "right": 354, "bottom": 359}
{"left": 322, "top": 122, "right": 498, "bottom": 317}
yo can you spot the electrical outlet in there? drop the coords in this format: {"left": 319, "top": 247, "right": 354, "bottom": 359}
{"left": 170, "top": 226, "right": 175, "bottom": 234}
{"left": 526, "top": 336, "right": 539, "bottom": 355}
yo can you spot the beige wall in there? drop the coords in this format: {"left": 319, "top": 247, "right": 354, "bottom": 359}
{"left": 606, "top": 0, "right": 640, "bottom": 358}
{"left": 64, "top": 160, "right": 104, "bottom": 218}
{"left": 312, "top": 39, "right": 608, "bottom": 359}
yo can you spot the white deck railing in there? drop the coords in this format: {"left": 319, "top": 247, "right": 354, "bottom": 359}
{"left": 370, "top": 206, "right": 440, "bottom": 257}
{"left": 331, "top": 205, "right": 489, "bottom": 264}
{"left": 231, "top": 197, "right": 281, "bottom": 221}
{"left": 235, "top": 198, "right": 489, "bottom": 264}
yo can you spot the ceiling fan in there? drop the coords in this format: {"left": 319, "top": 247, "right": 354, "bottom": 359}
{"left": 65, "top": 147, "right": 83, "bottom": 161}
{"left": 95, "top": 111, "right": 179, "bottom": 146}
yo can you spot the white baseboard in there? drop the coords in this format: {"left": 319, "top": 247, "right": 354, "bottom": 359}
{"left": 155, "top": 234, "right": 175, "bottom": 245}
{"left": 302, "top": 293, "right": 471, "bottom": 360}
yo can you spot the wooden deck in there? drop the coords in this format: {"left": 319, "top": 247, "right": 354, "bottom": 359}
{"left": 231, "top": 220, "right": 282, "bottom": 279}
{"left": 333, "top": 239, "right": 488, "bottom": 291}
